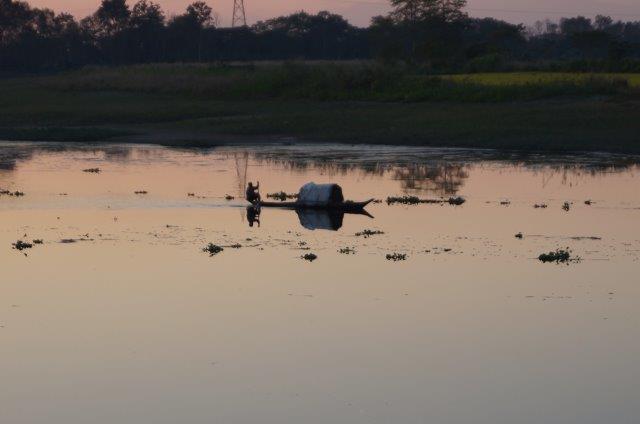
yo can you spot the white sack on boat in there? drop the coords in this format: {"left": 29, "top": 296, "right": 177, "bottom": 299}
{"left": 297, "top": 183, "right": 344, "bottom": 206}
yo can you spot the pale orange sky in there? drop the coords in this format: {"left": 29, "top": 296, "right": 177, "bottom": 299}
{"left": 26, "top": 0, "right": 640, "bottom": 27}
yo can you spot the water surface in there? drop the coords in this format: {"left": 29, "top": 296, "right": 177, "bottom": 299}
{"left": 1, "top": 142, "right": 639, "bottom": 424}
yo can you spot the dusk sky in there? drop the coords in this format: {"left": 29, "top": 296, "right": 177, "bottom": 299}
{"left": 26, "top": 0, "right": 640, "bottom": 27}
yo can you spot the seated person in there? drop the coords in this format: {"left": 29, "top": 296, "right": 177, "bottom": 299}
{"left": 246, "top": 181, "right": 261, "bottom": 204}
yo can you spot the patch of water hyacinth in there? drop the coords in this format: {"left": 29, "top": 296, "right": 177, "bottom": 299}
{"left": 386, "top": 196, "right": 465, "bottom": 206}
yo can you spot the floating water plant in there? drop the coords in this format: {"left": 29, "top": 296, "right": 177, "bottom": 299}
{"left": 267, "top": 191, "right": 298, "bottom": 201}
{"left": 355, "top": 229, "right": 385, "bottom": 238}
{"left": 83, "top": 168, "right": 101, "bottom": 173}
{"left": 386, "top": 195, "right": 464, "bottom": 205}
{"left": 203, "top": 243, "right": 224, "bottom": 256}
{"left": 386, "top": 253, "right": 407, "bottom": 261}
{"left": 538, "top": 248, "right": 578, "bottom": 264}
{"left": 12, "top": 240, "right": 33, "bottom": 251}
{"left": 301, "top": 253, "right": 317, "bottom": 262}
{"left": 1, "top": 190, "right": 25, "bottom": 196}
{"left": 448, "top": 196, "right": 465, "bottom": 205}
{"left": 387, "top": 195, "right": 422, "bottom": 205}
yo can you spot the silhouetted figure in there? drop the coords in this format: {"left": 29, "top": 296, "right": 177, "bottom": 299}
{"left": 246, "top": 205, "right": 261, "bottom": 227}
{"left": 246, "top": 181, "right": 261, "bottom": 204}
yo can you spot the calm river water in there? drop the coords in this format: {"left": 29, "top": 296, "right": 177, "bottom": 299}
{"left": 1, "top": 142, "right": 639, "bottom": 424}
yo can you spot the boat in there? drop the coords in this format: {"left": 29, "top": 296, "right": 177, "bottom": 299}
{"left": 257, "top": 198, "right": 374, "bottom": 212}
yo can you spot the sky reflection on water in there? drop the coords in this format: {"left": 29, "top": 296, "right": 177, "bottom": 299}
{"left": 1, "top": 142, "right": 639, "bottom": 424}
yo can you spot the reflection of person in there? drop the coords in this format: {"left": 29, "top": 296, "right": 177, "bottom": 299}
{"left": 246, "top": 205, "right": 260, "bottom": 227}
{"left": 246, "top": 181, "right": 261, "bottom": 204}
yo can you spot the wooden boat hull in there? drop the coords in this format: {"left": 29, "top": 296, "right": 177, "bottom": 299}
{"left": 257, "top": 198, "right": 374, "bottom": 212}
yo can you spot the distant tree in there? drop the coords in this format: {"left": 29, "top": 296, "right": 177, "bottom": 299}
{"left": 390, "top": 0, "right": 467, "bottom": 24}
{"left": 253, "top": 11, "right": 360, "bottom": 59}
{"left": 560, "top": 16, "right": 592, "bottom": 35}
{"left": 186, "top": 1, "right": 214, "bottom": 27}
{"left": 130, "top": 0, "right": 164, "bottom": 29}
{"left": 100, "top": 0, "right": 130, "bottom": 35}
{"left": 0, "top": 0, "right": 32, "bottom": 43}
{"left": 166, "top": 2, "right": 216, "bottom": 62}
{"left": 368, "top": 15, "right": 404, "bottom": 63}
{"left": 371, "top": 0, "right": 468, "bottom": 65}
{"left": 465, "top": 18, "right": 526, "bottom": 62}
{"left": 595, "top": 15, "right": 613, "bottom": 31}
{"left": 129, "top": 0, "right": 165, "bottom": 62}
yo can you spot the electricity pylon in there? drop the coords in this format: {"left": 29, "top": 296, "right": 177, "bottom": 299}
{"left": 232, "top": 0, "right": 247, "bottom": 27}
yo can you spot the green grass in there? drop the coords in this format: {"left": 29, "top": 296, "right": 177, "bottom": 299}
{"left": 38, "top": 64, "right": 637, "bottom": 102}
{"left": 1, "top": 63, "right": 640, "bottom": 153}
{"left": 445, "top": 72, "right": 640, "bottom": 87}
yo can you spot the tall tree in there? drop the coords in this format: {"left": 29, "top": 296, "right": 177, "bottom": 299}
{"left": 129, "top": 0, "right": 165, "bottom": 62}
{"left": 390, "top": 0, "right": 467, "bottom": 24}
{"left": 130, "top": 0, "right": 164, "bottom": 29}
{"left": 186, "top": 1, "right": 213, "bottom": 27}
{"left": 94, "top": 0, "right": 130, "bottom": 37}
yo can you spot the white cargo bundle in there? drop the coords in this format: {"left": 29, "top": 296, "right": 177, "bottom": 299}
{"left": 297, "top": 182, "right": 344, "bottom": 206}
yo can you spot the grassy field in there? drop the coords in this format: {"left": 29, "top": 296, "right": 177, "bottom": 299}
{"left": 1, "top": 63, "right": 639, "bottom": 153}
{"left": 444, "top": 72, "right": 640, "bottom": 87}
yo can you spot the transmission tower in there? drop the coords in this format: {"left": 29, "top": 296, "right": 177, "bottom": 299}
{"left": 232, "top": 0, "right": 247, "bottom": 27}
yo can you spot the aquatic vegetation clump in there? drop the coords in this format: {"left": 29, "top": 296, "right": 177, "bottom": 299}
{"left": 267, "top": 191, "right": 298, "bottom": 201}
{"left": 386, "top": 195, "right": 465, "bottom": 205}
{"left": 301, "top": 253, "right": 318, "bottom": 262}
{"left": 83, "top": 168, "right": 101, "bottom": 173}
{"left": 203, "top": 243, "right": 224, "bottom": 256}
{"left": 386, "top": 253, "right": 407, "bottom": 261}
{"left": 387, "top": 195, "right": 423, "bottom": 205}
{"left": 32, "top": 239, "right": 44, "bottom": 244}
{"left": 355, "top": 229, "right": 385, "bottom": 238}
{"left": 12, "top": 240, "right": 33, "bottom": 251}
{"left": 0, "top": 189, "right": 25, "bottom": 197}
{"left": 338, "top": 247, "right": 356, "bottom": 254}
{"left": 538, "top": 248, "right": 578, "bottom": 264}
{"left": 228, "top": 243, "right": 242, "bottom": 249}
{"left": 562, "top": 201, "right": 571, "bottom": 211}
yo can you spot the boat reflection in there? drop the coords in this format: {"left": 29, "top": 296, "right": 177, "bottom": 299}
{"left": 246, "top": 205, "right": 373, "bottom": 231}
{"left": 296, "top": 209, "right": 345, "bottom": 231}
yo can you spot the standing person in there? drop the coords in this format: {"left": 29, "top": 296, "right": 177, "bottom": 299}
{"left": 246, "top": 181, "right": 261, "bottom": 204}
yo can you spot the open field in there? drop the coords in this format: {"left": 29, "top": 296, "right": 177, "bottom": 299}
{"left": 1, "top": 64, "right": 640, "bottom": 152}
{"left": 444, "top": 72, "right": 640, "bottom": 87}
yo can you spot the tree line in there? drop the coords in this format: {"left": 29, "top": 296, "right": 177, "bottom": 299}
{"left": 2, "top": 0, "right": 640, "bottom": 72}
